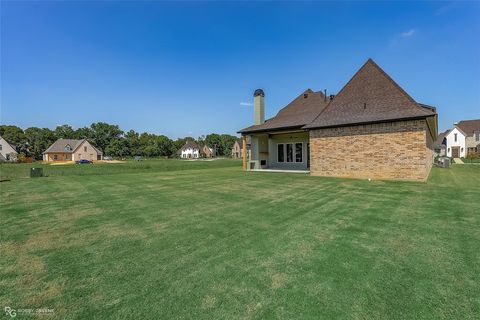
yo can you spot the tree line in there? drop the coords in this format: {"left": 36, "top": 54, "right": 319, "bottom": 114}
{"left": 0, "top": 123, "right": 238, "bottom": 160}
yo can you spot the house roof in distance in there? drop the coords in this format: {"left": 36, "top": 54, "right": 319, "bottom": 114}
{"left": 43, "top": 139, "right": 102, "bottom": 154}
{"left": 0, "top": 135, "right": 18, "bottom": 152}
{"left": 435, "top": 130, "right": 450, "bottom": 146}
{"left": 305, "top": 59, "right": 436, "bottom": 129}
{"left": 180, "top": 140, "right": 200, "bottom": 151}
{"left": 455, "top": 119, "right": 480, "bottom": 136}
{"left": 44, "top": 139, "right": 85, "bottom": 154}
{"left": 238, "top": 89, "right": 329, "bottom": 134}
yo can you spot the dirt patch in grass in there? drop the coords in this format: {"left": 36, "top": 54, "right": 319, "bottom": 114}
{"left": 201, "top": 295, "right": 217, "bottom": 309}
{"left": 7, "top": 255, "right": 65, "bottom": 306}
{"left": 98, "top": 224, "right": 148, "bottom": 240}
{"left": 56, "top": 206, "right": 104, "bottom": 222}
{"left": 271, "top": 272, "right": 288, "bottom": 290}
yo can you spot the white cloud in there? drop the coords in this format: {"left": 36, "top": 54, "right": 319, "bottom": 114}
{"left": 435, "top": 2, "right": 457, "bottom": 15}
{"left": 240, "top": 102, "right": 253, "bottom": 106}
{"left": 401, "top": 29, "right": 416, "bottom": 37}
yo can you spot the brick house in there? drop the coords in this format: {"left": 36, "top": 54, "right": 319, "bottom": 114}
{"left": 238, "top": 59, "right": 438, "bottom": 181}
{"left": 231, "top": 137, "right": 251, "bottom": 159}
{"left": 43, "top": 139, "right": 102, "bottom": 162}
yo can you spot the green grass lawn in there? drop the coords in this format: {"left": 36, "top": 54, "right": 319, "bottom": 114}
{"left": 1, "top": 161, "right": 479, "bottom": 319}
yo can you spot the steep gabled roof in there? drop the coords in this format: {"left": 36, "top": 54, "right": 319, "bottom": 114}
{"left": 180, "top": 140, "right": 200, "bottom": 151}
{"left": 0, "top": 135, "right": 18, "bottom": 153}
{"left": 304, "top": 59, "right": 436, "bottom": 129}
{"left": 43, "top": 139, "right": 86, "bottom": 154}
{"left": 238, "top": 89, "right": 329, "bottom": 134}
{"left": 456, "top": 119, "right": 480, "bottom": 137}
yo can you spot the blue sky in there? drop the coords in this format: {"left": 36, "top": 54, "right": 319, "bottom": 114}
{"left": 1, "top": 1, "right": 479, "bottom": 138}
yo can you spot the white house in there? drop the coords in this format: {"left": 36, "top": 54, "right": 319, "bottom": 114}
{"left": 180, "top": 140, "right": 200, "bottom": 159}
{"left": 0, "top": 136, "right": 18, "bottom": 162}
{"left": 445, "top": 127, "right": 466, "bottom": 158}
{"left": 441, "top": 120, "right": 480, "bottom": 158}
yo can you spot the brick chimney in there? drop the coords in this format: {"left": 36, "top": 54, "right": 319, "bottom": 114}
{"left": 253, "top": 89, "right": 265, "bottom": 125}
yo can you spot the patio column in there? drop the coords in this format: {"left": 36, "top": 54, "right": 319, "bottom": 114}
{"left": 242, "top": 136, "right": 247, "bottom": 171}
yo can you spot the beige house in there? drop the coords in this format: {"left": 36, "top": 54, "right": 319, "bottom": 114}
{"left": 0, "top": 135, "right": 18, "bottom": 162}
{"left": 43, "top": 139, "right": 102, "bottom": 162}
{"left": 231, "top": 137, "right": 251, "bottom": 159}
{"left": 456, "top": 120, "right": 480, "bottom": 155}
{"left": 201, "top": 144, "right": 214, "bottom": 158}
{"left": 239, "top": 59, "right": 438, "bottom": 181}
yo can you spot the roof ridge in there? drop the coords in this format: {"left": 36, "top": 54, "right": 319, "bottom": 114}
{"left": 458, "top": 119, "right": 480, "bottom": 122}
{"left": 72, "top": 138, "right": 87, "bottom": 153}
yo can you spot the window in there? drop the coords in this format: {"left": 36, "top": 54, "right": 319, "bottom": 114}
{"left": 454, "top": 133, "right": 457, "bottom": 142}
{"left": 0, "top": 144, "right": 2, "bottom": 151}
{"left": 54, "top": 155, "right": 58, "bottom": 160}
{"left": 277, "top": 143, "right": 303, "bottom": 163}
{"left": 84, "top": 146, "right": 87, "bottom": 152}
{"left": 295, "top": 143, "right": 303, "bottom": 162}
{"left": 277, "top": 144, "right": 284, "bottom": 162}
{"left": 476, "top": 131, "right": 480, "bottom": 142}
{"left": 286, "top": 144, "right": 293, "bottom": 162}
{"left": 64, "top": 144, "right": 72, "bottom": 151}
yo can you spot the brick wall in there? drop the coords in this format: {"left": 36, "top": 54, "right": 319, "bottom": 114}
{"left": 309, "top": 119, "right": 434, "bottom": 181}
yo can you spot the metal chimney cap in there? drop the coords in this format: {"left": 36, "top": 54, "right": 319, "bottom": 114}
{"left": 253, "top": 89, "right": 265, "bottom": 97}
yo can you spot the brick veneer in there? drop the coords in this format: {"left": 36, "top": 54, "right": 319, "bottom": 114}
{"left": 309, "top": 119, "right": 434, "bottom": 181}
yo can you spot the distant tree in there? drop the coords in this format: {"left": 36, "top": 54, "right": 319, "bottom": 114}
{"left": 54, "top": 124, "right": 75, "bottom": 139}
{"left": 74, "top": 127, "right": 94, "bottom": 139}
{"left": 156, "top": 135, "right": 174, "bottom": 157}
{"left": 138, "top": 133, "right": 173, "bottom": 157}
{"left": 204, "top": 133, "right": 236, "bottom": 156}
{"left": 24, "top": 127, "right": 56, "bottom": 159}
{"left": 105, "top": 139, "right": 129, "bottom": 158}
{"left": 197, "top": 135, "right": 206, "bottom": 145}
{"left": 124, "top": 130, "right": 141, "bottom": 156}
{"left": 205, "top": 134, "right": 222, "bottom": 155}
{"left": 219, "top": 134, "right": 237, "bottom": 157}
{"left": 89, "top": 122, "right": 123, "bottom": 153}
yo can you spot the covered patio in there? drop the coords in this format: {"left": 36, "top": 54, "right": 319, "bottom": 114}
{"left": 242, "top": 130, "right": 310, "bottom": 172}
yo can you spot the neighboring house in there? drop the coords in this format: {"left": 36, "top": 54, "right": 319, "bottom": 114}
{"left": 444, "top": 127, "right": 466, "bottom": 158}
{"left": 434, "top": 130, "right": 448, "bottom": 157}
{"left": 0, "top": 136, "right": 18, "bottom": 162}
{"left": 232, "top": 137, "right": 251, "bottom": 159}
{"left": 43, "top": 139, "right": 103, "bottom": 162}
{"left": 441, "top": 120, "right": 480, "bottom": 158}
{"left": 456, "top": 119, "right": 480, "bottom": 156}
{"left": 179, "top": 140, "right": 201, "bottom": 159}
{"left": 179, "top": 140, "right": 214, "bottom": 159}
{"left": 238, "top": 58, "right": 438, "bottom": 181}
{"left": 201, "top": 144, "right": 214, "bottom": 158}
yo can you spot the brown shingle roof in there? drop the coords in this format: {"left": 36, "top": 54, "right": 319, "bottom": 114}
{"left": 238, "top": 89, "right": 329, "bottom": 134}
{"left": 180, "top": 140, "right": 200, "bottom": 151}
{"left": 43, "top": 139, "right": 85, "bottom": 154}
{"left": 305, "top": 59, "right": 435, "bottom": 129}
{"left": 456, "top": 119, "right": 480, "bottom": 137}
